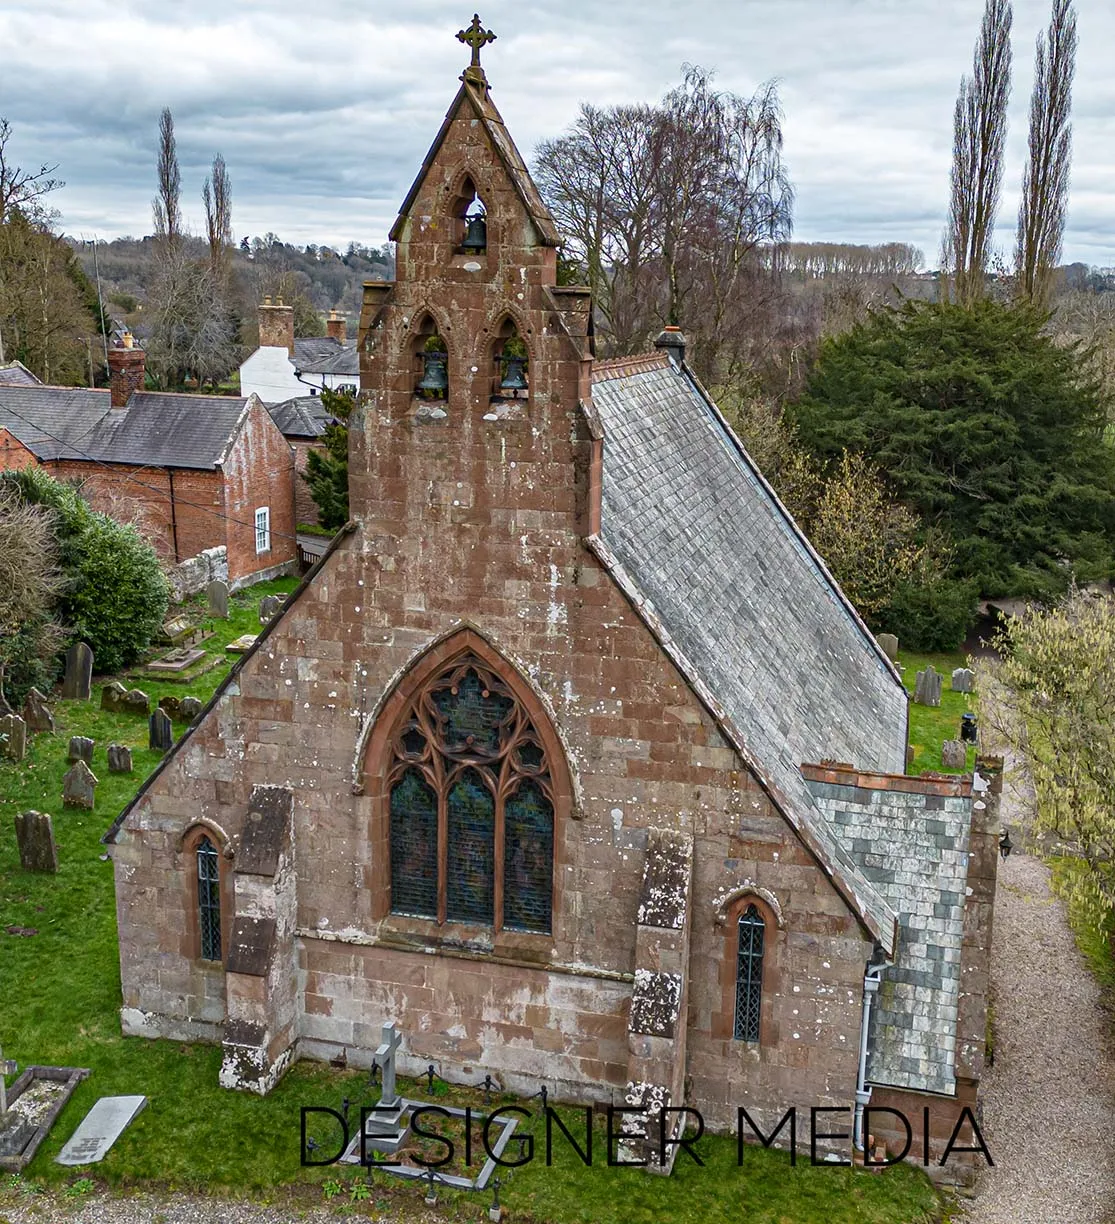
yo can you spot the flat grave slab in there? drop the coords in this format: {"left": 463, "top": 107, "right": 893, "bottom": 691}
{"left": 147, "top": 647, "right": 206, "bottom": 673}
{"left": 56, "top": 1094, "right": 147, "bottom": 1166}
{"left": 226, "top": 634, "right": 258, "bottom": 654}
{"left": 0, "top": 1066, "right": 90, "bottom": 1172}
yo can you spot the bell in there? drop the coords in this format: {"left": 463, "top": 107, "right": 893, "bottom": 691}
{"left": 461, "top": 213, "right": 487, "bottom": 252}
{"left": 500, "top": 355, "right": 528, "bottom": 391}
{"left": 417, "top": 351, "right": 448, "bottom": 395}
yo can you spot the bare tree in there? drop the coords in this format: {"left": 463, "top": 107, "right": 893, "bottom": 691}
{"left": 0, "top": 118, "right": 63, "bottom": 224}
{"left": 1016, "top": 0, "right": 1078, "bottom": 308}
{"left": 944, "top": 0, "right": 1013, "bottom": 306}
{"left": 202, "top": 153, "right": 232, "bottom": 278}
{"left": 152, "top": 107, "right": 181, "bottom": 249}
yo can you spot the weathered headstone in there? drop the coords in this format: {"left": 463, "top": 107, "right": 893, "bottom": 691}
{"left": 877, "top": 632, "right": 899, "bottom": 661}
{"left": 179, "top": 696, "right": 203, "bottom": 722}
{"left": 259, "top": 595, "right": 284, "bottom": 623}
{"left": 158, "top": 695, "right": 181, "bottom": 721}
{"left": 374, "top": 1021, "right": 403, "bottom": 1108}
{"left": 67, "top": 736, "right": 94, "bottom": 765}
{"left": 951, "top": 667, "right": 975, "bottom": 694}
{"left": 0, "top": 714, "right": 27, "bottom": 762}
{"left": 913, "top": 666, "right": 942, "bottom": 707}
{"left": 55, "top": 1095, "right": 147, "bottom": 1166}
{"left": 100, "top": 681, "right": 128, "bottom": 712}
{"left": 15, "top": 811, "right": 57, "bottom": 873}
{"left": 21, "top": 687, "right": 54, "bottom": 733}
{"left": 149, "top": 708, "right": 174, "bottom": 752}
{"left": 207, "top": 578, "right": 230, "bottom": 619}
{"left": 122, "top": 688, "right": 150, "bottom": 716}
{"left": 941, "top": 740, "right": 967, "bottom": 768}
{"left": 61, "top": 642, "right": 93, "bottom": 700}
{"left": 62, "top": 760, "right": 97, "bottom": 810}
{"left": 107, "top": 744, "right": 133, "bottom": 774}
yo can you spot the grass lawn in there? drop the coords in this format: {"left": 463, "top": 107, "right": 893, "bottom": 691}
{"left": 895, "top": 650, "right": 977, "bottom": 776}
{"left": 0, "top": 580, "right": 939, "bottom": 1221}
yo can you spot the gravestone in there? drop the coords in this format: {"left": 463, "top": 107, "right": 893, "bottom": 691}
{"left": 62, "top": 761, "right": 97, "bottom": 810}
{"left": 375, "top": 1021, "right": 403, "bottom": 1109}
{"left": 67, "top": 736, "right": 94, "bottom": 765}
{"left": 0, "top": 714, "right": 27, "bottom": 762}
{"left": 913, "top": 666, "right": 942, "bottom": 707}
{"left": 15, "top": 811, "right": 57, "bottom": 873}
{"left": 951, "top": 667, "right": 975, "bottom": 694}
{"left": 226, "top": 634, "right": 257, "bottom": 654}
{"left": 149, "top": 708, "right": 174, "bottom": 752}
{"left": 107, "top": 744, "right": 133, "bottom": 774}
{"left": 179, "top": 696, "right": 203, "bottom": 722}
{"left": 55, "top": 1095, "right": 147, "bottom": 1166}
{"left": 100, "top": 681, "right": 128, "bottom": 712}
{"left": 61, "top": 642, "right": 93, "bottom": 700}
{"left": 158, "top": 695, "right": 181, "bottom": 721}
{"left": 22, "top": 687, "right": 54, "bottom": 733}
{"left": 941, "top": 740, "right": 967, "bottom": 768}
{"left": 122, "top": 689, "right": 150, "bottom": 716}
{"left": 877, "top": 632, "right": 899, "bottom": 661}
{"left": 259, "top": 595, "right": 284, "bottom": 623}
{"left": 207, "top": 579, "right": 230, "bottom": 619}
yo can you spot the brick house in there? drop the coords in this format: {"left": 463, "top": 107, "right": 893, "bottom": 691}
{"left": 0, "top": 343, "right": 297, "bottom": 587}
{"left": 105, "top": 32, "right": 997, "bottom": 1178}
{"left": 265, "top": 394, "right": 341, "bottom": 527}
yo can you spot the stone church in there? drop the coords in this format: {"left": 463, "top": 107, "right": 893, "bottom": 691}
{"left": 106, "top": 21, "right": 998, "bottom": 1172}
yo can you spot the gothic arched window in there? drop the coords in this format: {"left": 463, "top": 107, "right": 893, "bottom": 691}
{"left": 386, "top": 654, "right": 554, "bottom": 934}
{"left": 734, "top": 904, "right": 765, "bottom": 1042}
{"left": 196, "top": 835, "right": 222, "bottom": 962}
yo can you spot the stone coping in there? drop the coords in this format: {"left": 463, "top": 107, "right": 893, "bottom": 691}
{"left": 800, "top": 762, "right": 973, "bottom": 798}
{"left": 0, "top": 1065, "right": 90, "bottom": 1172}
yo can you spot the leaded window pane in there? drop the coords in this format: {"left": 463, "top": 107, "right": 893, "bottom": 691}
{"left": 197, "top": 836, "right": 221, "bottom": 962}
{"left": 432, "top": 669, "right": 513, "bottom": 755}
{"left": 503, "top": 780, "right": 553, "bottom": 933}
{"left": 734, "top": 904, "right": 764, "bottom": 1042}
{"left": 446, "top": 769, "right": 495, "bottom": 924}
{"left": 390, "top": 768, "right": 438, "bottom": 919}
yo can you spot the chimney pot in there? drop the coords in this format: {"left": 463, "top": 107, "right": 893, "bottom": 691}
{"left": 326, "top": 309, "right": 346, "bottom": 344}
{"left": 107, "top": 341, "right": 146, "bottom": 408}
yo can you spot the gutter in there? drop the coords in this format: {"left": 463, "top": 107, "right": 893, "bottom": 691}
{"left": 853, "top": 946, "right": 889, "bottom": 1152}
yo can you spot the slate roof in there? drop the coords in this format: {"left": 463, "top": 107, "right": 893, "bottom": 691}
{"left": 267, "top": 395, "right": 339, "bottom": 438}
{"left": 591, "top": 352, "right": 910, "bottom": 952}
{"left": 804, "top": 768, "right": 973, "bottom": 1095}
{"left": 0, "top": 361, "right": 41, "bottom": 387}
{"left": 0, "top": 385, "right": 251, "bottom": 469}
{"left": 293, "top": 337, "right": 358, "bottom": 378}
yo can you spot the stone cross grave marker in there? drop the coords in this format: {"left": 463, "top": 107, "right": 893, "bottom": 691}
{"left": 876, "top": 632, "right": 899, "bottom": 661}
{"left": 375, "top": 1021, "right": 403, "bottom": 1108}
{"left": 55, "top": 1095, "right": 147, "bottom": 1166}
{"left": 22, "top": 687, "right": 54, "bottom": 732}
{"left": 207, "top": 578, "right": 230, "bottom": 619}
{"left": 149, "top": 708, "right": 174, "bottom": 752}
{"left": 68, "top": 736, "right": 94, "bottom": 764}
{"left": 0, "top": 714, "right": 27, "bottom": 762}
{"left": 15, "top": 810, "right": 57, "bottom": 873}
{"left": 951, "top": 667, "right": 975, "bottom": 694}
{"left": 914, "top": 665, "right": 942, "bottom": 707}
{"left": 107, "top": 744, "right": 133, "bottom": 774}
{"left": 62, "top": 760, "right": 97, "bottom": 810}
{"left": 61, "top": 642, "right": 93, "bottom": 700}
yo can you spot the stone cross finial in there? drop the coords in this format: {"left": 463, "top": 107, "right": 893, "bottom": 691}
{"left": 457, "top": 13, "right": 496, "bottom": 68}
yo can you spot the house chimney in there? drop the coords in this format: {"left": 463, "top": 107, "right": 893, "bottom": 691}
{"left": 326, "top": 308, "right": 346, "bottom": 344}
{"left": 107, "top": 332, "right": 146, "bottom": 408}
{"left": 259, "top": 296, "right": 295, "bottom": 356}
{"left": 654, "top": 325, "right": 687, "bottom": 368}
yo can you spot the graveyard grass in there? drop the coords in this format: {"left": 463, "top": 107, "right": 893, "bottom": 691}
{"left": 0, "top": 579, "right": 938, "bottom": 1222}
{"left": 897, "top": 650, "right": 975, "bottom": 775}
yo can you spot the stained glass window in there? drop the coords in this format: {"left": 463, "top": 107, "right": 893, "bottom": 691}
{"left": 734, "top": 904, "right": 764, "bottom": 1042}
{"left": 197, "top": 835, "right": 222, "bottom": 962}
{"left": 386, "top": 655, "right": 555, "bottom": 933}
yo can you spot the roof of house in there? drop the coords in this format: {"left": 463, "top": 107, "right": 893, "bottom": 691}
{"left": 0, "top": 361, "right": 42, "bottom": 387}
{"left": 590, "top": 351, "right": 910, "bottom": 952}
{"left": 0, "top": 385, "right": 253, "bottom": 469}
{"left": 293, "top": 337, "right": 358, "bottom": 378}
{"left": 267, "top": 395, "right": 340, "bottom": 438}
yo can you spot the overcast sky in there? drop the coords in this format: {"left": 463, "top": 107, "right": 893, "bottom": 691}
{"left": 1, "top": 0, "right": 1112, "bottom": 268}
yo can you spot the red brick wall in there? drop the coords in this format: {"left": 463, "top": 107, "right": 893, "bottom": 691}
{"left": 0, "top": 429, "right": 38, "bottom": 471}
{"left": 291, "top": 439, "right": 324, "bottom": 526}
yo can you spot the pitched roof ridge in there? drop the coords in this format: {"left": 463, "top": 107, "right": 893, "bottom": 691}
{"left": 591, "top": 351, "right": 671, "bottom": 382}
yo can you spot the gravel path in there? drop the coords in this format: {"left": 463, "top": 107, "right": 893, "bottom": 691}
{"left": 960, "top": 757, "right": 1115, "bottom": 1223}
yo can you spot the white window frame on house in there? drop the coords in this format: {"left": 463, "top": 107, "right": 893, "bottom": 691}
{"left": 254, "top": 506, "right": 271, "bottom": 555}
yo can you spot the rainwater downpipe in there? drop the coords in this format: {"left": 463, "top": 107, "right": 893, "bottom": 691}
{"left": 853, "top": 949, "right": 888, "bottom": 1153}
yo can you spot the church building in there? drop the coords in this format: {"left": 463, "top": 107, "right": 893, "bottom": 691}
{"left": 105, "top": 19, "right": 998, "bottom": 1176}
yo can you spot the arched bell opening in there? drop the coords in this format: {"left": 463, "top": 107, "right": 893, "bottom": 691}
{"left": 412, "top": 316, "right": 449, "bottom": 402}
{"left": 452, "top": 176, "right": 488, "bottom": 255}
{"left": 490, "top": 318, "right": 529, "bottom": 403}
